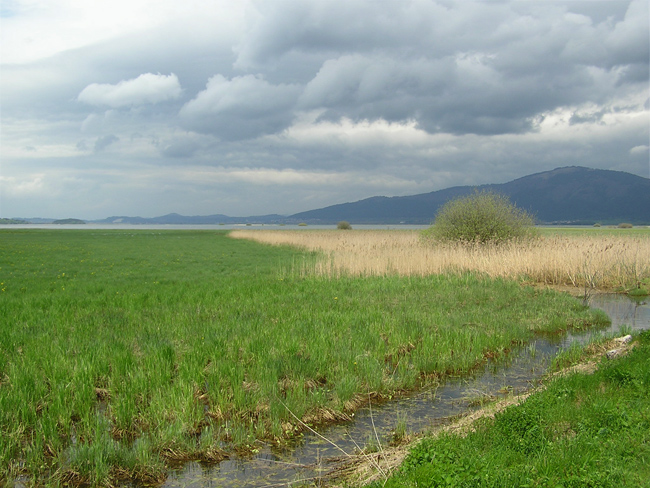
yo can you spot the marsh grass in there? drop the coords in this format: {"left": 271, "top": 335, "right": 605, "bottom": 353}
{"left": 0, "top": 230, "right": 608, "bottom": 485}
{"left": 230, "top": 228, "right": 650, "bottom": 290}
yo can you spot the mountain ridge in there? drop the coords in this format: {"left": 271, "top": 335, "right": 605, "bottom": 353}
{"left": 11, "top": 167, "right": 650, "bottom": 225}
{"left": 286, "top": 166, "right": 650, "bottom": 225}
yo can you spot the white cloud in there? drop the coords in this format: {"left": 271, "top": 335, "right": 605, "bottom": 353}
{"left": 180, "top": 167, "right": 346, "bottom": 186}
{"left": 283, "top": 111, "right": 427, "bottom": 147}
{"left": 2, "top": 0, "right": 249, "bottom": 64}
{"left": 0, "top": 174, "right": 45, "bottom": 196}
{"left": 78, "top": 73, "right": 182, "bottom": 108}
{"left": 630, "top": 145, "right": 649, "bottom": 155}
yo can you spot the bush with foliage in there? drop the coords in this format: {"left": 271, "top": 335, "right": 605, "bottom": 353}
{"left": 337, "top": 221, "right": 352, "bottom": 230}
{"left": 422, "top": 190, "right": 536, "bottom": 244}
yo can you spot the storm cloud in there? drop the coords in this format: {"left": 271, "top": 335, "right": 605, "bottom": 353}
{"left": 180, "top": 74, "right": 301, "bottom": 140}
{"left": 1, "top": 0, "right": 648, "bottom": 219}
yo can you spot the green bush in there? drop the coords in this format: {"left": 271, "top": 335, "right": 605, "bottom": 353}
{"left": 423, "top": 190, "right": 536, "bottom": 244}
{"left": 337, "top": 221, "right": 352, "bottom": 230}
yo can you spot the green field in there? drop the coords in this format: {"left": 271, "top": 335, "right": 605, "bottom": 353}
{"left": 0, "top": 230, "right": 609, "bottom": 486}
{"left": 537, "top": 225, "right": 650, "bottom": 237}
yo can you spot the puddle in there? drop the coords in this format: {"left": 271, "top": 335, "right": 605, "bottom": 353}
{"left": 159, "top": 294, "right": 649, "bottom": 487}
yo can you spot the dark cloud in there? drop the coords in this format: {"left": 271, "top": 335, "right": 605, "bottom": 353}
{"left": 297, "top": 52, "right": 586, "bottom": 135}
{"left": 179, "top": 74, "right": 301, "bottom": 140}
{"left": 235, "top": 0, "right": 648, "bottom": 136}
{"left": 616, "top": 63, "right": 650, "bottom": 86}
{"left": 563, "top": 1, "right": 631, "bottom": 24}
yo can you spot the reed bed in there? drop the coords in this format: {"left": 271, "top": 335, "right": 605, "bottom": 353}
{"left": 229, "top": 229, "right": 650, "bottom": 290}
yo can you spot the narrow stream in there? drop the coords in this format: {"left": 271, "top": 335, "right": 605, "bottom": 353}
{"left": 163, "top": 294, "right": 649, "bottom": 488}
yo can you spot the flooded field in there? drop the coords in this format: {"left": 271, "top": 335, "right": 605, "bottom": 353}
{"left": 161, "top": 294, "right": 649, "bottom": 488}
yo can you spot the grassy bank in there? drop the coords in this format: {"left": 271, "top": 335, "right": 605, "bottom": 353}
{"left": 363, "top": 331, "right": 650, "bottom": 488}
{"left": 0, "top": 230, "right": 608, "bottom": 485}
{"left": 231, "top": 228, "right": 650, "bottom": 291}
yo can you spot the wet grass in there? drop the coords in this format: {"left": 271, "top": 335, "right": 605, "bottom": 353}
{"left": 370, "top": 330, "right": 650, "bottom": 488}
{"left": 0, "top": 230, "right": 608, "bottom": 485}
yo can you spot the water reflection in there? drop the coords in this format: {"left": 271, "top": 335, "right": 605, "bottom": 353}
{"left": 163, "top": 294, "right": 649, "bottom": 488}
{"left": 587, "top": 294, "right": 649, "bottom": 334}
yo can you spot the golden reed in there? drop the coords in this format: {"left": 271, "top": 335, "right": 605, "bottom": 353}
{"left": 230, "top": 230, "right": 650, "bottom": 290}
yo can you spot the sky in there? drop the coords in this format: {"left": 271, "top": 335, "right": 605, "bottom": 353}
{"left": 1, "top": 0, "right": 648, "bottom": 220}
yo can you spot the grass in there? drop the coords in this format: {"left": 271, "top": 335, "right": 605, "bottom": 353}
{"left": 0, "top": 229, "right": 610, "bottom": 485}
{"left": 230, "top": 227, "right": 650, "bottom": 291}
{"left": 365, "top": 330, "right": 650, "bottom": 488}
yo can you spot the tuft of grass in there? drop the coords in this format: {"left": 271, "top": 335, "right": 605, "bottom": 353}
{"left": 628, "top": 287, "right": 649, "bottom": 297}
{"left": 389, "top": 413, "right": 411, "bottom": 446}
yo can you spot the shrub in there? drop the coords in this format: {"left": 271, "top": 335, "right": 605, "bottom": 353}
{"left": 617, "top": 223, "right": 633, "bottom": 229}
{"left": 337, "top": 221, "right": 352, "bottom": 230}
{"left": 423, "top": 190, "right": 536, "bottom": 244}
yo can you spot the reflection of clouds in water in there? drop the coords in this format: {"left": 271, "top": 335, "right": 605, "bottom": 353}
{"left": 164, "top": 295, "right": 649, "bottom": 488}
{"left": 588, "top": 294, "right": 649, "bottom": 333}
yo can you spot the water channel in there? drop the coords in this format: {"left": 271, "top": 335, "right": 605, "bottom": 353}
{"left": 161, "top": 294, "right": 649, "bottom": 488}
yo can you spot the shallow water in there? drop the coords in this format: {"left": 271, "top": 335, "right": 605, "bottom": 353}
{"left": 160, "top": 294, "right": 648, "bottom": 488}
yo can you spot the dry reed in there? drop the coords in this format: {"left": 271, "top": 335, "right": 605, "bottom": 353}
{"left": 229, "top": 230, "right": 650, "bottom": 290}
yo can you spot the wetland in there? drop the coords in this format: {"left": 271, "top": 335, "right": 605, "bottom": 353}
{"left": 1, "top": 228, "right": 648, "bottom": 486}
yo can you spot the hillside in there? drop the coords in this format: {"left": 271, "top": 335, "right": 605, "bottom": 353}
{"left": 287, "top": 167, "right": 650, "bottom": 225}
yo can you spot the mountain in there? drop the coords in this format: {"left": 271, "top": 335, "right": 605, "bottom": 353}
{"left": 17, "top": 167, "right": 648, "bottom": 226}
{"left": 287, "top": 166, "right": 650, "bottom": 225}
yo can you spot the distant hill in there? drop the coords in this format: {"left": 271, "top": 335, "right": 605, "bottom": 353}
{"left": 18, "top": 167, "right": 649, "bottom": 226}
{"left": 287, "top": 166, "right": 650, "bottom": 225}
{"left": 95, "top": 213, "right": 286, "bottom": 225}
{"left": 52, "top": 218, "right": 86, "bottom": 224}
{"left": 0, "top": 218, "right": 28, "bottom": 224}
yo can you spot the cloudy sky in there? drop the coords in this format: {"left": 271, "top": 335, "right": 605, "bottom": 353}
{"left": 1, "top": 0, "right": 648, "bottom": 219}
